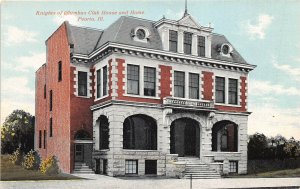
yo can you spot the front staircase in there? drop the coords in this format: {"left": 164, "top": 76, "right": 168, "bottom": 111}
{"left": 178, "top": 157, "right": 221, "bottom": 179}
{"left": 73, "top": 162, "right": 94, "bottom": 174}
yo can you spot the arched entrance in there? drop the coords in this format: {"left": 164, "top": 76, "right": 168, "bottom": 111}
{"left": 170, "top": 118, "right": 200, "bottom": 157}
{"left": 74, "top": 130, "right": 93, "bottom": 168}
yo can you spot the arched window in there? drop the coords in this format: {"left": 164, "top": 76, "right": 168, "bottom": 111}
{"left": 75, "top": 130, "right": 91, "bottom": 140}
{"left": 99, "top": 115, "right": 109, "bottom": 150}
{"left": 212, "top": 121, "right": 238, "bottom": 152}
{"left": 123, "top": 114, "right": 157, "bottom": 150}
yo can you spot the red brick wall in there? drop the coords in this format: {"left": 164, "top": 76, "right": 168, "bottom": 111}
{"left": 35, "top": 23, "right": 72, "bottom": 173}
{"left": 202, "top": 71, "right": 214, "bottom": 101}
{"left": 70, "top": 66, "right": 94, "bottom": 172}
{"left": 159, "top": 65, "right": 172, "bottom": 100}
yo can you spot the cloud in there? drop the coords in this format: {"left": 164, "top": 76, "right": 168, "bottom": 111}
{"left": 249, "top": 79, "right": 300, "bottom": 96}
{"left": 13, "top": 52, "right": 46, "bottom": 72}
{"left": 244, "top": 14, "right": 273, "bottom": 39}
{"left": 1, "top": 76, "right": 35, "bottom": 124}
{"left": 273, "top": 63, "right": 300, "bottom": 82}
{"left": 165, "top": 9, "right": 184, "bottom": 20}
{"left": 53, "top": 14, "right": 82, "bottom": 26}
{"left": 248, "top": 103, "right": 300, "bottom": 140}
{"left": 4, "top": 26, "right": 38, "bottom": 45}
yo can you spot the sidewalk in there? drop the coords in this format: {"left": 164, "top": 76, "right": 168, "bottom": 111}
{"left": 1, "top": 174, "right": 300, "bottom": 189}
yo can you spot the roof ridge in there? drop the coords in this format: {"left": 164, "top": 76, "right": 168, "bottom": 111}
{"left": 113, "top": 16, "right": 125, "bottom": 41}
{"left": 121, "top": 15, "right": 155, "bottom": 23}
{"left": 69, "top": 24, "right": 103, "bottom": 32}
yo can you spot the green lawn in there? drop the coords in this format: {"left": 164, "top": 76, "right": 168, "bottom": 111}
{"left": 0, "top": 155, "right": 82, "bottom": 181}
{"left": 226, "top": 168, "right": 300, "bottom": 178}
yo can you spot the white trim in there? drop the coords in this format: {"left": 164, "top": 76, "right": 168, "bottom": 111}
{"left": 123, "top": 94, "right": 160, "bottom": 100}
{"left": 94, "top": 63, "right": 109, "bottom": 101}
{"left": 74, "top": 66, "right": 91, "bottom": 98}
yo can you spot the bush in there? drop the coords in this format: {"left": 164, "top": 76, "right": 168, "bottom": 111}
{"left": 9, "top": 148, "right": 22, "bottom": 165}
{"left": 40, "top": 156, "right": 60, "bottom": 175}
{"left": 22, "top": 150, "right": 40, "bottom": 170}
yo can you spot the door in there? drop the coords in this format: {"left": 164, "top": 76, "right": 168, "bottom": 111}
{"left": 75, "top": 144, "right": 84, "bottom": 162}
{"left": 184, "top": 125, "right": 196, "bottom": 156}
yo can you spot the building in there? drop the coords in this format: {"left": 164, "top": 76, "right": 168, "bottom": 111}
{"left": 35, "top": 11, "right": 255, "bottom": 177}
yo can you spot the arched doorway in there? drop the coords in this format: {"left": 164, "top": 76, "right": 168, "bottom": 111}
{"left": 212, "top": 120, "right": 238, "bottom": 152}
{"left": 74, "top": 130, "right": 93, "bottom": 168}
{"left": 170, "top": 118, "right": 200, "bottom": 157}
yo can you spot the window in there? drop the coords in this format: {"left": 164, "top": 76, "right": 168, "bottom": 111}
{"left": 125, "top": 160, "right": 138, "bottom": 174}
{"left": 215, "top": 77, "right": 225, "bottom": 103}
{"left": 49, "top": 90, "right": 53, "bottom": 111}
{"left": 123, "top": 114, "right": 157, "bottom": 150}
{"left": 212, "top": 121, "right": 238, "bottom": 152}
{"left": 229, "top": 161, "right": 238, "bottom": 173}
{"left": 99, "top": 116, "right": 109, "bottom": 150}
{"left": 127, "top": 65, "right": 139, "bottom": 95}
{"left": 174, "top": 71, "right": 185, "bottom": 98}
{"left": 103, "top": 66, "right": 107, "bottom": 96}
{"left": 43, "top": 130, "right": 46, "bottom": 149}
{"left": 189, "top": 73, "right": 199, "bottom": 99}
{"left": 44, "top": 85, "right": 46, "bottom": 99}
{"left": 145, "top": 160, "right": 157, "bottom": 175}
{"left": 50, "top": 118, "right": 53, "bottom": 137}
{"left": 39, "top": 130, "right": 42, "bottom": 148}
{"left": 136, "top": 29, "right": 146, "bottom": 40}
{"left": 169, "top": 30, "right": 178, "bottom": 52}
{"left": 78, "top": 71, "right": 87, "bottom": 96}
{"left": 184, "top": 32, "right": 192, "bottom": 54}
{"left": 228, "top": 79, "right": 238, "bottom": 105}
{"left": 198, "top": 36, "right": 205, "bottom": 57}
{"left": 144, "top": 67, "right": 156, "bottom": 96}
{"left": 96, "top": 69, "right": 101, "bottom": 98}
{"left": 58, "top": 61, "right": 62, "bottom": 81}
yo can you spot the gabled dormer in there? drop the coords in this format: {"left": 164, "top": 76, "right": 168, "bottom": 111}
{"left": 154, "top": 13, "right": 213, "bottom": 58}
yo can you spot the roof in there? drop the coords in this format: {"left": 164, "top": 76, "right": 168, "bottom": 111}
{"left": 64, "top": 16, "right": 249, "bottom": 65}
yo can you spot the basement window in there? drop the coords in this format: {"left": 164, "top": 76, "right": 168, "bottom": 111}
{"left": 125, "top": 160, "right": 138, "bottom": 174}
{"left": 229, "top": 161, "right": 238, "bottom": 173}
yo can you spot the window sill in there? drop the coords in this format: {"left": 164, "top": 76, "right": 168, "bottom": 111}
{"left": 215, "top": 103, "right": 241, "bottom": 107}
{"left": 95, "top": 95, "right": 109, "bottom": 102}
{"left": 123, "top": 94, "right": 160, "bottom": 100}
{"left": 123, "top": 149, "right": 158, "bottom": 152}
{"left": 77, "top": 95, "right": 91, "bottom": 99}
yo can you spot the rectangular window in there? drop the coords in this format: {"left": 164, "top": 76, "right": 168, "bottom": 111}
{"left": 184, "top": 32, "right": 192, "bottom": 54}
{"left": 174, "top": 71, "right": 185, "bottom": 98}
{"left": 50, "top": 118, "right": 53, "bottom": 137}
{"left": 96, "top": 69, "right": 101, "bottom": 98}
{"left": 78, "top": 71, "right": 87, "bottom": 96}
{"left": 39, "top": 130, "right": 42, "bottom": 148}
{"left": 189, "top": 73, "right": 199, "bottom": 99}
{"left": 49, "top": 90, "right": 53, "bottom": 111}
{"left": 125, "top": 160, "right": 138, "bottom": 174}
{"left": 103, "top": 66, "right": 107, "bottom": 96}
{"left": 43, "top": 130, "right": 46, "bottom": 149}
{"left": 145, "top": 160, "right": 157, "bottom": 175}
{"left": 169, "top": 30, "right": 178, "bottom": 52}
{"left": 198, "top": 36, "right": 205, "bottom": 57}
{"left": 144, "top": 67, "right": 156, "bottom": 96}
{"left": 229, "top": 161, "right": 238, "bottom": 173}
{"left": 127, "top": 65, "right": 139, "bottom": 95}
{"left": 58, "top": 61, "right": 62, "bottom": 81}
{"left": 44, "top": 85, "right": 46, "bottom": 99}
{"left": 215, "top": 77, "right": 225, "bottom": 103}
{"left": 228, "top": 79, "right": 238, "bottom": 105}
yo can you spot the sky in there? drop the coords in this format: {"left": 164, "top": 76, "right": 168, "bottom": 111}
{"left": 1, "top": 0, "right": 300, "bottom": 139}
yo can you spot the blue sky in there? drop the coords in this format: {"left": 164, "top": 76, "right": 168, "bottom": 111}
{"left": 1, "top": 0, "right": 300, "bottom": 139}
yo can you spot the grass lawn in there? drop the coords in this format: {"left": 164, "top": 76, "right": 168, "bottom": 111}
{"left": 0, "top": 155, "right": 82, "bottom": 181}
{"left": 226, "top": 168, "right": 300, "bottom": 178}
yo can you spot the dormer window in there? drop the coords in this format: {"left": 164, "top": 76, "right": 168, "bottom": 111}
{"left": 169, "top": 30, "right": 178, "bottom": 52}
{"left": 220, "top": 43, "right": 233, "bottom": 57}
{"left": 184, "top": 32, "right": 192, "bottom": 54}
{"left": 133, "top": 26, "right": 150, "bottom": 43}
{"left": 198, "top": 36, "right": 205, "bottom": 57}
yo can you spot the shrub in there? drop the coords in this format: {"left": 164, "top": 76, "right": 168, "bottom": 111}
{"left": 22, "top": 150, "right": 40, "bottom": 170}
{"left": 9, "top": 148, "right": 22, "bottom": 165}
{"left": 40, "top": 156, "right": 60, "bottom": 175}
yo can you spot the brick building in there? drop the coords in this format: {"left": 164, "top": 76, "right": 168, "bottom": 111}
{"left": 35, "top": 12, "right": 255, "bottom": 177}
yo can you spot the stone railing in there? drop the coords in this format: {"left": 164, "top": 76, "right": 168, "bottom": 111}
{"left": 163, "top": 97, "right": 214, "bottom": 110}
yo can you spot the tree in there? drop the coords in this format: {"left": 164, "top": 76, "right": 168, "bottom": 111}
{"left": 248, "top": 133, "right": 268, "bottom": 159}
{"left": 1, "top": 110, "right": 35, "bottom": 154}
